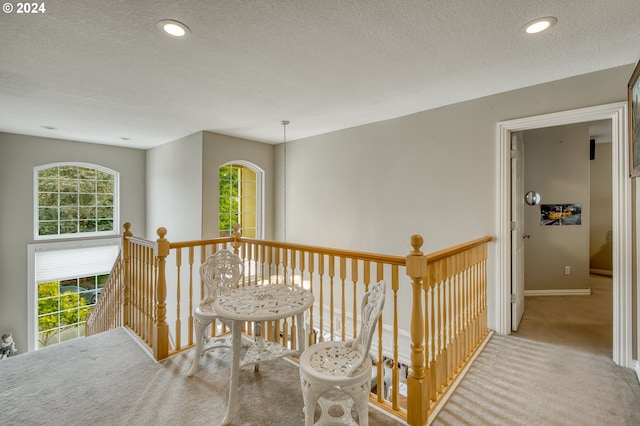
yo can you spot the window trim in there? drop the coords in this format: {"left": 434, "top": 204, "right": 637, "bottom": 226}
{"left": 219, "top": 161, "right": 264, "bottom": 240}
{"left": 27, "top": 237, "right": 121, "bottom": 351}
{"left": 33, "top": 162, "right": 120, "bottom": 240}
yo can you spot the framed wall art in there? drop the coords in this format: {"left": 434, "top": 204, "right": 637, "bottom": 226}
{"left": 628, "top": 59, "right": 640, "bottom": 177}
{"left": 540, "top": 203, "right": 582, "bottom": 226}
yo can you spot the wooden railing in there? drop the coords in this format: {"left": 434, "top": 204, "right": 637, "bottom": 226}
{"left": 87, "top": 223, "right": 492, "bottom": 425}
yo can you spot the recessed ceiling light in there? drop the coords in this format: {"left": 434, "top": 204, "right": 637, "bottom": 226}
{"left": 158, "top": 19, "right": 191, "bottom": 38}
{"left": 524, "top": 16, "right": 557, "bottom": 34}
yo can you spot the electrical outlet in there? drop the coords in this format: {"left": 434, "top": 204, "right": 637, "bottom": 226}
{"left": 564, "top": 266, "right": 570, "bottom": 275}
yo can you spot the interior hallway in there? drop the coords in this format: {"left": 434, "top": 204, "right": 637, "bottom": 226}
{"left": 514, "top": 273, "right": 613, "bottom": 356}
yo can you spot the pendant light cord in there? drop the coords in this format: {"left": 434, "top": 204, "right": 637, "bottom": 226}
{"left": 281, "top": 120, "right": 289, "bottom": 242}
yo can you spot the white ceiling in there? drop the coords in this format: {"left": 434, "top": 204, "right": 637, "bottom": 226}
{"left": 1, "top": 1, "right": 639, "bottom": 149}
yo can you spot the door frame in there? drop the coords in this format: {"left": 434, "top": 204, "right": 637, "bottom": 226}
{"left": 495, "top": 102, "right": 632, "bottom": 368}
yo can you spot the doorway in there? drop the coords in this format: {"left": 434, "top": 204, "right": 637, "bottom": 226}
{"left": 511, "top": 122, "right": 612, "bottom": 330}
{"left": 495, "top": 102, "right": 632, "bottom": 368}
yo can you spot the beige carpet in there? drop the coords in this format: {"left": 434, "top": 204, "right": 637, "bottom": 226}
{"left": 1, "top": 327, "right": 404, "bottom": 425}
{"left": 5, "top": 275, "right": 638, "bottom": 425}
{"left": 434, "top": 275, "right": 640, "bottom": 425}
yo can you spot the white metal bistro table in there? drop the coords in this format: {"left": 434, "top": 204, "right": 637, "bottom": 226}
{"left": 213, "top": 283, "right": 314, "bottom": 425}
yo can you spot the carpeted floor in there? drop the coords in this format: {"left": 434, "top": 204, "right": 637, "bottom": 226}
{"left": 4, "top": 275, "right": 639, "bottom": 425}
{"left": 1, "top": 327, "right": 403, "bottom": 425}
{"left": 433, "top": 275, "right": 640, "bottom": 425}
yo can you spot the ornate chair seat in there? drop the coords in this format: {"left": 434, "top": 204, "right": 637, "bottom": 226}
{"left": 298, "top": 280, "right": 386, "bottom": 426}
{"left": 187, "top": 249, "right": 243, "bottom": 376}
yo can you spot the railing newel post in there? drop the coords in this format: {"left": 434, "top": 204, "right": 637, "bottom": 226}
{"left": 406, "top": 234, "right": 429, "bottom": 426}
{"left": 122, "top": 222, "right": 132, "bottom": 327}
{"left": 153, "top": 227, "right": 170, "bottom": 361}
{"left": 231, "top": 222, "right": 242, "bottom": 255}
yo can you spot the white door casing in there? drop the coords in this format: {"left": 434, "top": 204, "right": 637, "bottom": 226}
{"left": 511, "top": 132, "right": 525, "bottom": 331}
{"left": 495, "top": 102, "right": 632, "bottom": 368}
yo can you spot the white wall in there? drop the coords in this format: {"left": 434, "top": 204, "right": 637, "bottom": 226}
{"left": 2, "top": 64, "right": 635, "bottom": 351}
{"left": 523, "top": 125, "right": 591, "bottom": 292}
{"left": 276, "top": 64, "right": 634, "bottom": 332}
{"left": 0, "top": 133, "right": 146, "bottom": 353}
{"left": 146, "top": 132, "right": 203, "bottom": 241}
{"left": 146, "top": 131, "right": 275, "bottom": 346}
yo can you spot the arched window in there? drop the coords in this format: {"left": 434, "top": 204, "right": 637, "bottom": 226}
{"left": 34, "top": 163, "right": 119, "bottom": 239}
{"left": 218, "top": 162, "right": 263, "bottom": 238}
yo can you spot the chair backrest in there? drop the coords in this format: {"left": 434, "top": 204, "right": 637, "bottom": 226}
{"left": 199, "top": 249, "right": 244, "bottom": 304}
{"left": 350, "top": 280, "right": 386, "bottom": 362}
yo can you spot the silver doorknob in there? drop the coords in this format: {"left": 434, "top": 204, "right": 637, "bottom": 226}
{"left": 523, "top": 234, "right": 531, "bottom": 239}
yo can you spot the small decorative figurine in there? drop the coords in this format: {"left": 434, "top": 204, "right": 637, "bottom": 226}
{"left": 0, "top": 332, "right": 17, "bottom": 359}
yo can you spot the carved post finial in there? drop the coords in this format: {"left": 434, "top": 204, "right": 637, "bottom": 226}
{"left": 231, "top": 223, "right": 241, "bottom": 254}
{"left": 157, "top": 227, "right": 167, "bottom": 240}
{"left": 410, "top": 234, "right": 424, "bottom": 254}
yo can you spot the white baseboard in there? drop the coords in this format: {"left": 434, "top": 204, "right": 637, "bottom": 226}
{"left": 524, "top": 288, "right": 591, "bottom": 297}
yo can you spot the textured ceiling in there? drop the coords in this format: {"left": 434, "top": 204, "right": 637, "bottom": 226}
{"left": 1, "top": 0, "right": 639, "bottom": 149}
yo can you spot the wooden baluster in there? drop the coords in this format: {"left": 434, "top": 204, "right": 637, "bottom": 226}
{"left": 307, "top": 252, "right": 316, "bottom": 346}
{"left": 391, "top": 265, "right": 400, "bottom": 410}
{"left": 406, "top": 235, "right": 428, "bottom": 426}
{"left": 318, "top": 254, "right": 325, "bottom": 342}
{"left": 464, "top": 251, "right": 471, "bottom": 364}
{"left": 290, "top": 250, "right": 302, "bottom": 350}
{"left": 143, "top": 245, "right": 149, "bottom": 343}
{"left": 188, "top": 246, "right": 194, "bottom": 346}
{"left": 329, "top": 255, "right": 335, "bottom": 339}
{"left": 267, "top": 246, "right": 274, "bottom": 283}
{"left": 339, "top": 257, "right": 346, "bottom": 340}
{"left": 360, "top": 260, "right": 370, "bottom": 341}
{"left": 293, "top": 249, "right": 299, "bottom": 286}
{"left": 442, "top": 261, "right": 449, "bottom": 386}
{"left": 281, "top": 247, "right": 287, "bottom": 285}
{"left": 451, "top": 261, "right": 456, "bottom": 378}
{"left": 373, "top": 263, "right": 384, "bottom": 402}
{"left": 131, "top": 243, "right": 138, "bottom": 336}
{"left": 375, "top": 261, "right": 384, "bottom": 402}
{"left": 175, "top": 248, "right": 182, "bottom": 352}
{"left": 138, "top": 244, "right": 144, "bottom": 341}
{"left": 149, "top": 246, "right": 155, "bottom": 345}
{"left": 246, "top": 242, "right": 254, "bottom": 287}
{"left": 351, "top": 259, "right": 358, "bottom": 338}
{"left": 439, "top": 265, "right": 446, "bottom": 398}
{"left": 275, "top": 246, "right": 281, "bottom": 283}
{"left": 143, "top": 246, "right": 149, "bottom": 343}
{"left": 426, "top": 269, "right": 436, "bottom": 405}
{"left": 135, "top": 244, "right": 141, "bottom": 338}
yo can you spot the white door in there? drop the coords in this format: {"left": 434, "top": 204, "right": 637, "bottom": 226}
{"left": 511, "top": 132, "right": 525, "bottom": 331}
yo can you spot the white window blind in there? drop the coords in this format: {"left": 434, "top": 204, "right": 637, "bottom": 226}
{"left": 35, "top": 244, "right": 119, "bottom": 283}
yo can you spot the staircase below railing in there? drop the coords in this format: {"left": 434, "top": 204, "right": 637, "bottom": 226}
{"left": 87, "top": 223, "right": 492, "bottom": 426}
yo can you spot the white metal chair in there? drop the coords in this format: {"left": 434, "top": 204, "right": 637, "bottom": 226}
{"left": 187, "top": 249, "right": 244, "bottom": 376}
{"left": 298, "top": 280, "right": 386, "bottom": 426}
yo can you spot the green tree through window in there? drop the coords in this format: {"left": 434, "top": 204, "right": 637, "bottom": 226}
{"left": 219, "top": 163, "right": 259, "bottom": 238}
{"left": 37, "top": 281, "right": 93, "bottom": 348}
{"left": 36, "top": 164, "right": 118, "bottom": 238}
